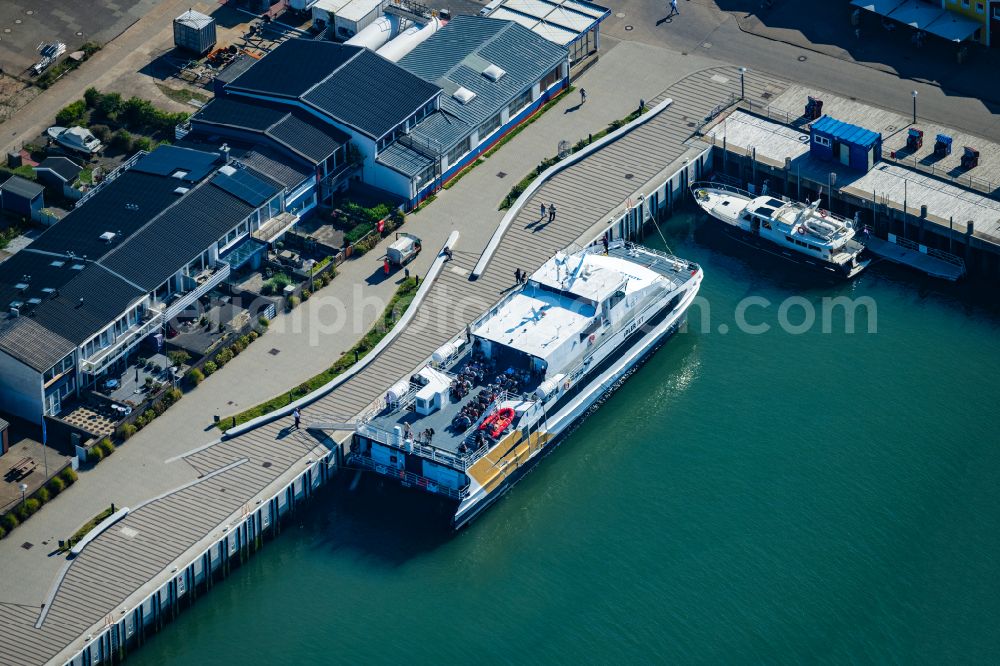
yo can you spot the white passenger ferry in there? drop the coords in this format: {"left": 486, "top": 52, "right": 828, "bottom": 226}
{"left": 691, "top": 181, "right": 869, "bottom": 278}
{"left": 349, "top": 241, "right": 702, "bottom": 528}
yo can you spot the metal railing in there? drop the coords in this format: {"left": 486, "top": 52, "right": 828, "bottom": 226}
{"left": 80, "top": 310, "right": 164, "bottom": 373}
{"left": 883, "top": 232, "right": 966, "bottom": 269}
{"left": 75, "top": 151, "right": 147, "bottom": 208}
{"left": 348, "top": 453, "right": 468, "bottom": 500}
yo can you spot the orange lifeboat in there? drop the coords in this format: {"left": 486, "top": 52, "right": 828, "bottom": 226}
{"left": 479, "top": 407, "right": 516, "bottom": 438}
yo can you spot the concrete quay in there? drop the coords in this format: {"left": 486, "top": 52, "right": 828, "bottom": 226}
{"left": 0, "top": 44, "right": 759, "bottom": 665}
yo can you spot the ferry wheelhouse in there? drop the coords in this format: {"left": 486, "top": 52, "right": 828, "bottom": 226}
{"left": 691, "top": 181, "right": 869, "bottom": 278}
{"left": 349, "top": 241, "right": 702, "bottom": 528}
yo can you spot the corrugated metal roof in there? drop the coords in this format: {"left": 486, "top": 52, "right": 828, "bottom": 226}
{"left": 302, "top": 48, "right": 440, "bottom": 139}
{"left": 408, "top": 110, "right": 469, "bottom": 151}
{"left": 377, "top": 141, "right": 434, "bottom": 177}
{"left": 192, "top": 97, "right": 348, "bottom": 165}
{"left": 0, "top": 175, "right": 44, "bottom": 200}
{"left": 811, "top": 115, "right": 881, "bottom": 148}
{"left": 400, "top": 16, "right": 567, "bottom": 132}
{"left": 226, "top": 39, "right": 364, "bottom": 99}
{"left": 0, "top": 316, "right": 75, "bottom": 372}
{"left": 485, "top": 0, "right": 610, "bottom": 44}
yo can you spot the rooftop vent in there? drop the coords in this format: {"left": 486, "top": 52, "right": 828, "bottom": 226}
{"left": 482, "top": 64, "right": 506, "bottom": 82}
{"left": 10, "top": 300, "right": 23, "bottom": 309}
{"left": 42, "top": 287, "right": 56, "bottom": 297}
{"left": 14, "top": 282, "right": 28, "bottom": 291}
{"left": 71, "top": 263, "right": 85, "bottom": 270}
{"left": 27, "top": 297, "right": 42, "bottom": 305}
{"left": 9, "top": 306, "right": 19, "bottom": 318}
{"left": 99, "top": 231, "right": 116, "bottom": 243}
{"left": 453, "top": 86, "right": 477, "bottom": 105}
{"left": 125, "top": 203, "right": 139, "bottom": 211}
{"left": 173, "top": 186, "right": 190, "bottom": 195}
{"left": 170, "top": 169, "right": 189, "bottom": 179}
{"left": 50, "top": 260, "right": 65, "bottom": 268}
{"left": 219, "top": 164, "right": 237, "bottom": 176}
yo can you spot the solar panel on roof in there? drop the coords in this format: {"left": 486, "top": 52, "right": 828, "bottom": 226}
{"left": 211, "top": 168, "right": 278, "bottom": 207}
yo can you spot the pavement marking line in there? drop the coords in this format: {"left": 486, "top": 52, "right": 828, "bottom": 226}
{"left": 35, "top": 457, "right": 249, "bottom": 629}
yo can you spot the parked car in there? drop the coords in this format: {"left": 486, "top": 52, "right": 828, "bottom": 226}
{"left": 387, "top": 233, "right": 421, "bottom": 266}
{"left": 46, "top": 126, "right": 103, "bottom": 155}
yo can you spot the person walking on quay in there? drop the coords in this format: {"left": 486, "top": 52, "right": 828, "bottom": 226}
{"left": 540, "top": 202, "right": 547, "bottom": 219}
{"left": 548, "top": 203, "right": 556, "bottom": 222}
{"left": 293, "top": 407, "right": 301, "bottom": 430}
{"left": 514, "top": 267, "right": 522, "bottom": 285}
{"left": 602, "top": 234, "right": 609, "bottom": 255}
{"left": 580, "top": 88, "right": 587, "bottom": 105}
{"left": 668, "top": 0, "right": 679, "bottom": 17}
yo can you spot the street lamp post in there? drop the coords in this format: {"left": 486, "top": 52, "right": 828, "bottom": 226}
{"left": 911, "top": 90, "right": 918, "bottom": 124}
{"left": 739, "top": 67, "right": 747, "bottom": 100}
{"left": 18, "top": 482, "right": 27, "bottom": 506}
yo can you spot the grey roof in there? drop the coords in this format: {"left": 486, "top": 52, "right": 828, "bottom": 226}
{"left": 215, "top": 54, "right": 256, "bottom": 86}
{"left": 225, "top": 39, "right": 363, "bottom": 99}
{"left": 194, "top": 93, "right": 348, "bottom": 165}
{"left": 0, "top": 415, "right": 8, "bottom": 430}
{"left": 34, "top": 157, "right": 82, "bottom": 183}
{"left": 175, "top": 8, "right": 213, "bottom": 28}
{"left": 400, "top": 16, "right": 567, "bottom": 130}
{"left": 377, "top": 141, "right": 435, "bottom": 178}
{"left": 177, "top": 137, "right": 312, "bottom": 190}
{"left": 0, "top": 175, "right": 45, "bottom": 200}
{"left": 0, "top": 316, "right": 75, "bottom": 372}
{"left": 301, "top": 48, "right": 441, "bottom": 139}
{"left": 101, "top": 176, "right": 257, "bottom": 292}
{"left": 409, "top": 110, "right": 470, "bottom": 152}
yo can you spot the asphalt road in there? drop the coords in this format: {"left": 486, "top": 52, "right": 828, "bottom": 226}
{"left": 601, "top": 1, "right": 1000, "bottom": 141}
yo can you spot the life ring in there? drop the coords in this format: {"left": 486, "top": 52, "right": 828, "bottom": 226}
{"left": 797, "top": 227, "right": 805, "bottom": 235}
{"left": 820, "top": 210, "right": 828, "bottom": 218}
{"left": 563, "top": 380, "right": 571, "bottom": 390}
{"left": 588, "top": 333, "right": 596, "bottom": 344}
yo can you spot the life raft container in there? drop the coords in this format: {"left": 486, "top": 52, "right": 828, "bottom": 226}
{"left": 479, "top": 407, "right": 516, "bottom": 438}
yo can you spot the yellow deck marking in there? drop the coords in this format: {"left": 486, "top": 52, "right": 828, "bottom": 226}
{"left": 469, "top": 429, "right": 553, "bottom": 493}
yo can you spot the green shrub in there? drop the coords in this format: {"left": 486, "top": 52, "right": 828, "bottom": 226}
{"left": 96, "top": 91, "right": 123, "bottom": 119}
{"left": 152, "top": 400, "right": 168, "bottom": 416}
{"left": 215, "top": 348, "right": 233, "bottom": 366}
{"left": 133, "top": 136, "right": 153, "bottom": 152}
{"left": 117, "top": 423, "right": 137, "bottom": 440}
{"left": 111, "top": 129, "right": 133, "bottom": 153}
{"left": 202, "top": 360, "right": 217, "bottom": 376}
{"left": 47, "top": 476, "right": 66, "bottom": 495}
{"left": 186, "top": 368, "right": 204, "bottom": 386}
{"left": 89, "top": 446, "right": 104, "bottom": 463}
{"left": 84, "top": 87, "right": 101, "bottom": 108}
{"left": 16, "top": 499, "right": 41, "bottom": 520}
{"left": 258, "top": 316, "right": 270, "bottom": 328}
{"left": 248, "top": 330, "right": 259, "bottom": 341}
{"left": 55, "top": 99, "right": 87, "bottom": 126}
{"left": 134, "top": 414, "right": 148, "bottom": 429}
{"left": 167, "top": 350, "right": 190, "bottom": 367}
{"left": 60, "top": 468, "right": 78, "bottom": 484}
{"left": 90, "top": 124, "right": 112, "bottom": 143}
{"left": 164, "top": 387, "right": 182, "bottom": 404}
{"left": 99, "top": 438, "right": 116, "bottom": 457}
{"left": 287, "top": 295, "right": 300, "bottom": 310}
{"left": 0, "top": 525, "right": 6, "bottom": 539}
{"left": 301, "top": 289, "right": 311, "bottom": 301}
{"left": 0, "top": 513, "right": 18, "bottom": 531}
{"left": 34, "top": 487, "right": 50, "bottom": 503}
{"left": 143, "top": 409, "right": 155, "bottom": 423}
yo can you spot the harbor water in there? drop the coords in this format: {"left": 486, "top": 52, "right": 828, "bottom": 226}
{"left": 130, "top": 211, "right": 1000, "bottom": 664}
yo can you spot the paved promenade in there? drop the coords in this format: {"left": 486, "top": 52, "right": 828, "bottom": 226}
{"left": 0, "top": 42, "right": 765, "bottom": 664}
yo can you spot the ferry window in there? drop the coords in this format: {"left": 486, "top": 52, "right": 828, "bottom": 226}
{"left": 814, "top": 135, "right": 831, "bottom": 147}
{"left": 786, "top": 235, "right": 795, "bottom": 242}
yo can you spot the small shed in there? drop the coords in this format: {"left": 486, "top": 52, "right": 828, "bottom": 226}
{"left": 809, "top": 115, "right": 882, "bottom": 172}
{"left": 0, "top": 175, "right": 45, "bottom": 221}
{"left": 174, "top": 9, "right": 217, "bottom": 56}
{"left": 33, "top": 156, "right": 83, "bottom": 198}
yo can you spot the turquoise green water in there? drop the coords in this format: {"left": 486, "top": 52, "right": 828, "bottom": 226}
{"left": 131, "top": 213, "right": 1000, "bottom": 665}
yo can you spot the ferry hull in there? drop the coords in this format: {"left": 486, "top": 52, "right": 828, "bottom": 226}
{"left": 452, "top": 312, "right": 687, "bottom": 529}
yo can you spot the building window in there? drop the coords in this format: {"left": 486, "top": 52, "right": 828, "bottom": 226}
{"left": 507, "top": 89, "right": 532, "bottom": 118}
{"left": 446, "top": 137, "right": 471, "bottom": 167}
{"left": 539, "top": 65, "right": 561, "bottom": 92}
{"left": 976, "top": 1, "right": 984, "bottom": 12}
{"left": 813, "top": 134, "right": 831, "bottom": 147}
{"left": 962, "top": 0, "right": 970, "bottom": 8}
{"left": 414, "top": 164, "right": 436, "bottom": 187}
{"left": 478, "top": 112, "right": 502, "bottom": 139}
